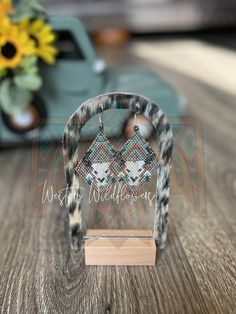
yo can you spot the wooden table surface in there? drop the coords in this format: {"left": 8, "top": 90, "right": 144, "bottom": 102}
{"left": 0, "top": 35, "right": 236, "bottom": 313}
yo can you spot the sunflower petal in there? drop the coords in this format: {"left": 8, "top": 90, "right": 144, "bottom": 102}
{"left": 30, "top": 19, "right": 44, "bottom": 32}
{"left": 38, "top": 49, "right": 56, "bottom": 64}
{"left": 40, "top": 33, "right": 55, "bottom": 44}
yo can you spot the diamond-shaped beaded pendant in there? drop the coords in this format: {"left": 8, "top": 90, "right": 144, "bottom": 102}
{"left": 112, "top": 125, "right": 159, "bottom": 195}
{"left": 75, "top": 123, "right": 116, "bottom": 195}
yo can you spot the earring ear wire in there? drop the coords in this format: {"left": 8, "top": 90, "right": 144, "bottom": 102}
{"left": 99, "top": 103, "right": 104, "bottom": 129}
{"left": 134, "top": 102, "right": 141, "bottom": 129}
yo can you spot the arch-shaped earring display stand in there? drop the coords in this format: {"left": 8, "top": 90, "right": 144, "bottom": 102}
{"left": 63, "top": 93, "right": 173, "bottom": 262}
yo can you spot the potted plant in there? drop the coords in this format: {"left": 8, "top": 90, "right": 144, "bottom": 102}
{"left": 0, "top": 0, "right": 57, "bottom": 132}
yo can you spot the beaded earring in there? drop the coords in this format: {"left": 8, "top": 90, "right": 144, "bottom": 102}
{"left": 75, "top": 105, "right": 117, "bottom": 195}
{"left": 112, "top": 108, "right": 159, "bottom": 195}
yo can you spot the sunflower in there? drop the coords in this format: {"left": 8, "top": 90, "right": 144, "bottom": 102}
{"left": 0, "top": 0, "right": 13, "bottom": 16}
{"left": 0, "top": 15, "right": 10, "bottom": 31}
{"left": 20, "top": 18, "right": 57, "bottom": 64}
{"left": 0, "top": 18, "right": 35, "bottom": 69}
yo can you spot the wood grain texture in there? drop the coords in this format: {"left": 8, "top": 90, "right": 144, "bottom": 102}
{"left": 85, "top": 238, "right": 156, "bottom": 266}
{"left": 1, "top": 37, "right": 236, "bottom": 313}
{"left": 85, "top": 229, "right": 156, "bottom": 266}
{"left": 85, "top": 229, "right": 153, "bottom": 238}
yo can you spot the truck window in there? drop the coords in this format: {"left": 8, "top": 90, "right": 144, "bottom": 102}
{"left": 55, "top": 31, "right": 85, "bottom": 60}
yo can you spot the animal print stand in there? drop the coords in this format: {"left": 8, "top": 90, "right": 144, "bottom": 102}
{"left": 63, "top": 93, "right": 173, "bottom": 265}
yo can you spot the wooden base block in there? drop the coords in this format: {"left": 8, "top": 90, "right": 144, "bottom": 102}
{"left": 84, "top": 229, "right": 156, "bottom": 266}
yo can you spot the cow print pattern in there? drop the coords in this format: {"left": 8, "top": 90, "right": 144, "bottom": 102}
{"left": 62, "top": 93, "right": 173, "bottom": 252}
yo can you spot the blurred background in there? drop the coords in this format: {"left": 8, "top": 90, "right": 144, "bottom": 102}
{"left": 41, "top": 0, "right": 236, "bottom": 33}
{"left": 1, "top": 0, "right": 236, "bottom": 144}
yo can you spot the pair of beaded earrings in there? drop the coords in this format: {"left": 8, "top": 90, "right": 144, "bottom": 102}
{"left": 75, "top": 105, "right": 159, "bottom": 196}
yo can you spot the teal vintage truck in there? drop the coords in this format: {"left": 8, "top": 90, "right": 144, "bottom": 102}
{"left": 0, "top": 16, "right": 184, "bottom": 143}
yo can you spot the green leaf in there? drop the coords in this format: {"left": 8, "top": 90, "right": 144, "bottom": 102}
{"left": 11, "top": 8, "right": 35, "bottom": 20}
{"left": 20, "top": 56, "right": 38, "bottom": 68}
{"left": 14, "top": 73, "right": 42, "bottom": 90}
{"left": 11, "top": 0, "right": 46, "bottom": 20}
{"left": 19, "top": 57, "right": 39, "bottom": 76}
{"left": 0, "top": 79, "right": 33, "bottom": 114}
{"left": 0, "top": 68, "right": 7, "bottom": 78}
{"left": 25, "top": 66, "right": 38, "bottom": 74}
{"left": 31, "top": 2, "right": 45, "bottom": 13}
